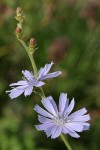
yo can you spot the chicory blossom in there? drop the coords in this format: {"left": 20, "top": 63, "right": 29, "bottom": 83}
{"left": 7, "top": 62, "right": 61, "bottom": 99}
{"left": 6, "top": 70, "right": 45, "bottom": 99}
{"left": 34, "top": 93, "right": 90, "bottom": 139}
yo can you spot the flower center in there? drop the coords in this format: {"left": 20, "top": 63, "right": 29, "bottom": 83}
{"left": 28, "top": 79, "right": 36, "bottom": 86}
{"left": 53, "top": 113, "right": 71, "bottom": 126}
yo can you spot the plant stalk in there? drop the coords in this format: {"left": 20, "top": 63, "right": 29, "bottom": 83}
{"left": 60, "top": 134, "right": 73, "bottom": 150}
{"left": 18, "top": 39, "right": 45, "bottom": 99}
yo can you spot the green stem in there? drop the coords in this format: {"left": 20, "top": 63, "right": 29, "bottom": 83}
{"left": 60, "top": 134, "right": 73, "bottom": 150}
{"left": 19, "top": 40, "right": 38, "bottom": 77}
{"left": 18, "top": 39, "right": 45, "bottom": 99}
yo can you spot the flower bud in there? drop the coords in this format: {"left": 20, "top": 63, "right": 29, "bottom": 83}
{"left": 16, "top": 27, "right": 21, "bottom": 39}
{"left": 29, "top": 38, "right": 36, "bottom": 47}
{"left": 29, "top": 38, "right": 36, "bottom": 54}
{"left": 16, "top": 26, "right": 21, "bottom": 34}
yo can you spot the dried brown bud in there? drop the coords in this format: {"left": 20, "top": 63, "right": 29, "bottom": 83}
{"left": 16, "top": 26, "right": 21, "bottom": 34}
{"left": 29, "top": 38, "right": 36, "bottom": 46}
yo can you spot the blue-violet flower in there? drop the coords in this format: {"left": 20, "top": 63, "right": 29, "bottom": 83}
{"left": 6, "top": 70, "right": 45, "bottom": 99}
{"left": 34, "top": 93, "right": 90, "bottom": 139}
{"left": 7, "top": 62, "right": 61, "bottom": 99}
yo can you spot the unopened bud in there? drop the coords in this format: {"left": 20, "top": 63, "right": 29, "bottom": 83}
{"left": 16, "top": 26, "right": 21, "bottom": 34}
{"left": 29, "top": 38, "right": 36, "bottom": 47}
{"left": 16, "top": 27, "right": 21, "bottom": 39}
{"left": 29, "top": 38, "right": 36, "bottom": 54}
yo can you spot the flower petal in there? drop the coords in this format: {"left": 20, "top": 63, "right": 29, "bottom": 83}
{"left": 40, "top": 71, "right": 62, "bottom": 80}
{"left": 77, "top": 122, "right": 90, "bottom": 130}
{"left": 38, "top": 115, "right": 52, "bottom": 123}
{"left": 51, "top": 126, "right": 62, "bottom": 139}
{"left": 62, "top": 126, "right": 69, "bottom": 134}
{"left": 10, "top": 80, "right": 28, "bottom": 86}
{"left": 22, "top": 70, "right": 34, "bottom": 80}
{"left": 35, "top": 122, "right": 55, "bottom": 131}
{"left": 64, "top": 98, "right": 75, "bottom": 116}
{"left": 59, "top": 93, "right": 68, "bottom": 114}
{"left": 38, "top": 67, "right": 43, "bottom": 76}
{"left": 66, "top": 122, "right": 83, "bottom": 132}
{"left": 35, "top": 81, "right": 45, "bottom": 87}
{"left": 68, "top": 108, "right": 87, "bottom": 119}
{"left": 7, "top": 88, "right": 24, "bottom": 99}
{"left": 48, "top": 96, "right": 58, "bottom": 113}
{"left": 45, "top": 125, "right": 56, "bottom": 137}
{"left": 83, "top": 124, "right": 90, "bottom": 130}
{"left": 42, "top": 96, "right": 57, "bottom": 117}
{"left": 63, "top": 125, "right": 80, "bottom": 138}
{"left": 24, "top": 86, "right": 33, "bottom": 96}
{"left": 71, "top": 114, "right": 90, "bottom": 122}
{"left": 68, "top": 131, "right": 80, "bottom": 138}
{"left": 38, "top": 62, "right": 54, "bottom": 80}
{"left": 42, "top": 62, "right": 54, "bottom": 74}
{"left": 34, "top": 105, "right": 54, "bottom": 118}
{"left": 15, "top": 85, "right": 28, "bottom": 90}
{"left": 75, "top": 122, "right": 90, "bottom": 130}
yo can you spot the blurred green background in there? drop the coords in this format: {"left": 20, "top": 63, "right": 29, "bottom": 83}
{"left": 0, "top": 0, "right": 100, "bottom": 150}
